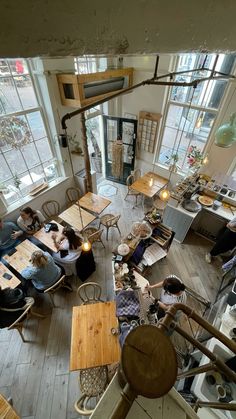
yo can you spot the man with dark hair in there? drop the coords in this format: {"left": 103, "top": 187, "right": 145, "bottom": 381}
{"left": 0, "top": 217, "right": 22, "bottom": 259}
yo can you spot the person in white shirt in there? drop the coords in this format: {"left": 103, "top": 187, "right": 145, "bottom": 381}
{"left": 146, "top": 275, "right": 186, "bottom": 319}
{"left": 205, "top": 216, "right": 236, "bottom": 263}
{"left": 17, "top": 207, "right": 45, "bottom": 235}
{"left": 51, "top": 226, "right": 82, "bottom": 276}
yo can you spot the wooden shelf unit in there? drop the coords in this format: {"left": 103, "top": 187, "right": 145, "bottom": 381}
{"left": 57, "top": 68, "right": 133, "bottom": 108}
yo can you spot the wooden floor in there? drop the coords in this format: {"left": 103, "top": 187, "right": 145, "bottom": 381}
{"left": 0, "top": 181, "right": 223, "bottom": 419}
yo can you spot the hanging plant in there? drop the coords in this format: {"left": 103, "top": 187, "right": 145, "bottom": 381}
{"left": 0, "top": 116, "right": 31, "bottom": 149}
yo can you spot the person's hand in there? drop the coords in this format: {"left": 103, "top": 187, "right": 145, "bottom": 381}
{"left": 11, "top": 231, "right": 22, "bottom": 239}
{"left": 51, "top": 233, "right": 57, "bottom": 240}
{"left": 145, "top": 284, "right": 152, "bottom": 290}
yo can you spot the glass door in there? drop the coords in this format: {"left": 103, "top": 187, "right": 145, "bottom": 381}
{"left": 103, "top": 115, "right": 137, "bottom": 184}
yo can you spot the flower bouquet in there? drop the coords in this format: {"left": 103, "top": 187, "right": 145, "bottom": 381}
{"left": 187, "top": 145, "right": 204, "bottom": 170}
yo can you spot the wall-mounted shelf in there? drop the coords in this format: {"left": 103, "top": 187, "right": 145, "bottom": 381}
{"left": 57, "top": 68, "right": 133, "bottom": 108}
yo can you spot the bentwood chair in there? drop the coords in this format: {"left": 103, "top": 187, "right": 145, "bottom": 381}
{"left": 43, "top": 275, "right": 68, "bottom": 307}
{"left": 66, "top": 187, "right": 81, "bottom": 206}
{"left": 133, "top": 168, "right": 142, "bottom": 181}
{"left": 42, "top": 200, "right": 60, "bottom": 222}
{"left": 77, "top": 282, "right": 103, "bottom": 305}
{"left": 124, "top": 174, "right": 141, "bottom": 206}
{"left": 2, "top": 297, "right": 44, "bottom": 342}
{"left": 83, "top": 227, "right": 105, "bottom": 248}
{"left": 99, "top": 214, "right": 121, "bottom": 240}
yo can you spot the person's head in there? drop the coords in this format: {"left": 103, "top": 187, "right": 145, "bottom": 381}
{"left": 62, "top": 226, "right": 82, "bottom": 249}
{"left": 30, "top": 250, "right": 48, "bottom": 268}
{"left": 163, "top": 275, "right": 185, "bottom": 295}
{"left": 20, "top": 207, "right": 36, "bottom": 220}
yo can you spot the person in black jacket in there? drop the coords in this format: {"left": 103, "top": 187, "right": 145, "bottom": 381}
{"left": 0, "top": 286, "right": 31, "bottom": 328}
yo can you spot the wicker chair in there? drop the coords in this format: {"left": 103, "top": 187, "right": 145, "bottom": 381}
{"left": 77, "top": 282, "right": 103, "bottom": 305}
{"left": 124, "top": 174, "right": 141, "bottom": 206}
{"left": 74, "top": 366, "right": 108, "bottom": 416}
{"left": 66, "top": 187, "right": 81, "bottom": 206}
{"left": 83, "top": 227, "right": 105, "bottom": 248}
{"left": 99, "top": 214, "right": 121, "bottom": 240}
{"left": 42, "top": 200, "right": 60, "bottom": 222}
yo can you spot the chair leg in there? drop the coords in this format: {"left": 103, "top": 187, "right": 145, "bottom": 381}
{"left": 100, "top": 238, "right": 105, "bottom": 248}
{"left": 16, "top": 325, "right": 26, "bottom": 342}
{"left": 106, "top": 226, "right": 109, "bottom": 240}
{"left": 116, "top": 224, "right": 121, "bottom": 236}
{"left": 49, "top": 293, "right": 56, "bottom": 308}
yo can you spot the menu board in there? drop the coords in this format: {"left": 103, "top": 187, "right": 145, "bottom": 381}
{"left": 138, "top": 111, "right": 162, "bottom": 153}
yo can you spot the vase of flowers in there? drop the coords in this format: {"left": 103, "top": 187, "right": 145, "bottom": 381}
{"left": 187, "top": 145, "right": 204, "bottom": 173}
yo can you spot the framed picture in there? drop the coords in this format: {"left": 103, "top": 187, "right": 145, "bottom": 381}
{"left": 124, "top": 112, "right": 137, "bottom": 120}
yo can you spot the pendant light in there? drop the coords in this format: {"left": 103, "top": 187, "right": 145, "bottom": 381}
{"left": 215, "top": 113, "right": 236, "bottom": 148}
{"left": 159, "top": 187, "right": 171, "bottom": 202}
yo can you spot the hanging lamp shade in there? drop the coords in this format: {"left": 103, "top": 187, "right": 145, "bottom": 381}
{"left": 215, "top": 113, "right": 236, "bottom": 148}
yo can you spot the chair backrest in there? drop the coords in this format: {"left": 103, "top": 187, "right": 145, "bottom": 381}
{"left": 133, "top": 168, "right": 141, "bottom": 181}
{"left": 106, "top": 214, "right": 120, "bottom": 227}
{"left": 66, "top": 187, "right": 81, "bottom": 204}
{"left": 7, "top": 298, "right": 35, "bottom": 330}
{"left": 83, "top": 227, "right": 103, "bottom": 244}
{"left": 43, "top": 275, "right": 66, "bottom": 294}
{"left": 126, "top": 174, "right": 135, "bottom": 188}
{"left": 42, "top": 200, "right": 60, "bottom": 219}
{"left": 77, "top": 282, "right": 102, "bottom": 305}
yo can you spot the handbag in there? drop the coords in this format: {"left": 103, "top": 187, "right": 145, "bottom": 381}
{"left": 119, "top": 320, "right": 139, "bottom": 347}
{"left": 116, "top": 289, "right": 140, "bottom": 317}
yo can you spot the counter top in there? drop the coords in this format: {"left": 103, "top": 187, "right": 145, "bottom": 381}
{"left": 168, "top": 195, "right": 235, "bottom": 223}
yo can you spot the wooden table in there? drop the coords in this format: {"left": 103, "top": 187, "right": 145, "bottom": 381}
{"left": 0, "top": 262, "right": 21, "bottom": 290}
{"left": 70, "top": 301, "right": 120, "bottom": 371}
{"left": 79, "top": 192, "right": 111, "bottom": 215}
{"left": 59, "top": 204, "right": 96, "bottom": 231}
{"left": 0, "top": 393, "right": 20, "bottom": 419}
{"left": 33, "top": 220, "right": 63, "bottom": 252}
{"left": 131, "top": 172, "right": 168, "bottom": 198}
{"left": 3, "top": 239, "right": 39, "bottom": 271}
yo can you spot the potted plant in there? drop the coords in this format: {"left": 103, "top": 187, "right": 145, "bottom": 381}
{"left": 166, "top": 153, "right": 179, "bottom": 173}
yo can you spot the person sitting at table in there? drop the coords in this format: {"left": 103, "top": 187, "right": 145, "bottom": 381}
{"left": 51, "top": 227, "right": 82, "bottom": 276}
{"left": 20, "top": 250, "right": 65, "bottom": 292}
{"left": 17, "top": 206, "right": 45, "bottom": 235}
{"left": 146, "top": 275, "right": 186, "bottom": 319}
{"left": 0, "top": 217, "right": 22, "bottom": 259}
{"left": 0, "top": 285, "right": 29, "bottom": 328}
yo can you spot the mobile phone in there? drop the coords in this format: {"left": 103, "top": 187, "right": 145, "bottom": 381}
{"left": 7, "top": 248, "right": 17, "bottom": 256}
{"left": 3, "top": 272, "right": 12, "bottom": 280}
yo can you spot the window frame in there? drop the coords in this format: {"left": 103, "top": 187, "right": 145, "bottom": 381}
{"left": 155, "top": 53, "right": 235, "bottom": 173}
{"left": 0, "top": 58, "right": 59, "bottom": 206}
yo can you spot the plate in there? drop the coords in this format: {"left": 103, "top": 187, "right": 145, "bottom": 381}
{"left": 118, "top": 243, "right": 130, "bottom": 256}
{"left": 198, "top": 195, "right": 214, "bottom": 207}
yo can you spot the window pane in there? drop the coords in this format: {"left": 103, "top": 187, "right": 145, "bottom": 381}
{"left": 0, "top": 154, "right": 11, "bottom": 181}
{"left": 43, "top": 161, "right": 58, "bottom": 182}
{"left": 8, "top": 59, "right": 28, "bottom": 75}
{"left": 0, "top": 60, "right": 10, "bottom": 75}
{"left": 0, "top": 77, "right": 22, "bottom": 114}
{"left": 27, "top": 111, "right": 46, "bottom": 140}
{"left": 4, "top": 149, "right": 27, "bottom": 174}
{"left": 21, "top": 142, "right": 40, "bottom": 168}
{"left": 15, "top": 75, "right": 38, "bottom": 109}
{"left": 30, "top": 165, "right": 46, "bottom": 186}
{"left": 35, "top": 138, "right": 53, "bottom": 162}
{"left": 3, "top": 179, "right": 22, "bottom": 205}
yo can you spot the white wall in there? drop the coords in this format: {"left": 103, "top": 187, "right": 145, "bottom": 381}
{"left": 1, "top": 1, "right": 236, "bottom": 57}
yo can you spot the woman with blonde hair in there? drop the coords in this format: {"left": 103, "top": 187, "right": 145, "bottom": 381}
{"left": 21, "top": 250, "right": 62, "bottom": 291}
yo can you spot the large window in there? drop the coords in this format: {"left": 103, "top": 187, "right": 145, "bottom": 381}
{"left": 157, "top": 53, "right": 235, "bottom": 172}
{"left": 0, "top": 58, "right": 58, "bottom": 205}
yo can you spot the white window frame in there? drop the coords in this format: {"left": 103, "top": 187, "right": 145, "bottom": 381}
{"left": 0, "top": 58, "right": 59, "bottom": 206}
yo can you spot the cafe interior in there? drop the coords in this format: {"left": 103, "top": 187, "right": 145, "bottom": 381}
{"left": 0, "top": 3, "right": 236, "bottom": 419}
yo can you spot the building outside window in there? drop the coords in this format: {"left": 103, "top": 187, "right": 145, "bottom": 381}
{"left": 157, "top": 53, "right": 235, "bottom": 173}
{"left": 0, "top": 58, "right": 58, "bottom": 205}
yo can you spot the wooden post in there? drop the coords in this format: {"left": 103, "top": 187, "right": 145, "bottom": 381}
{"left": 81, "top": 112, "right": 93, "bottom": 192}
